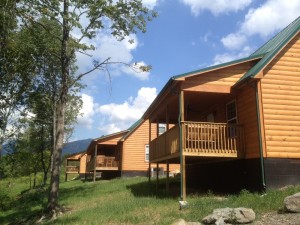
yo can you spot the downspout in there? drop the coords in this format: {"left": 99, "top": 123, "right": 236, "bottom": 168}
{"left": 255, "top": 82, "right": 266, "bottom": 190}
{"left": 178, "top": 93, "right": 183, "bottom": 200}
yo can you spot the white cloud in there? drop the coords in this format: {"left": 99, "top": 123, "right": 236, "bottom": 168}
{"left": 77, "top": 94, "right": 97, "bottom": 129}
{"left": 220, "top": 0, "right": 300, "bottom": 51}
{"left": 213, "top": 46, "right": 253, "bottom": 65}
{"left": 241, "top": 0, "right": 300, "bottom": 38}
{"left": 97, "top": 87, "right": 157, "bottom": 134}
{"left": 179, "top": 0, "right": 252, "bottom": 16}
{"left": 121, "top": 61, "right": 150, "bottom": 80}
{"left": 75, "top": 32, "right": 150, "bottom": 82}
{"left": 221, "top": 33, "right": 247, "bottom": 50}
{"left": 142, "top": 0, "right": 159, "bottom": 9}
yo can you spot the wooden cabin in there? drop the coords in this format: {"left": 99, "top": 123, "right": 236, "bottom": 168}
{"left": 143, "top": 17, "right": 300, "bottom": 200}
{"left": 65, "top": 151, "right": 87, "bottom": 181}
{"left": 85, "top": 119, "right": 179, "bottom": 181}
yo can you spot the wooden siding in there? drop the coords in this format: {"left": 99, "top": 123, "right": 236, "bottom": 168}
{"left": 186, "top": 61, "right": 257, "bottom": 87}
{"left": 79, "top": 154, "right": 86, "bottom": 174}
{"left": 261, "top": 33, "right": 300, "bottom": 158}
{"left": 237, "top": 85, "right": 260, "bottom": 158}
{"left": 122, "top": 119, "right": 179, "bottom": 172}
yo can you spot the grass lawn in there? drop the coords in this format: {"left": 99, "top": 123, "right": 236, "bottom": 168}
{"left": 1, "top": 175, "right": 300, "bottom": 225}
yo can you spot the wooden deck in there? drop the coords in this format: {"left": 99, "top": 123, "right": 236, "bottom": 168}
{"left": 150, "top": 121, "right": 245, "bottom": 162}
{"left": 86, "top": 155, "right": 119, "bottom": 172}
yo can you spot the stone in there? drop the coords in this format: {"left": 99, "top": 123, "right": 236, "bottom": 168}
{"left": 171, "top": 219, "right": 188, "bottom": 225}
{"left": 179, "top": 201, "right": 189, "bottom": 210}
{"left": 202, "top": 207, "right": 255, "bottom": 224}
{"left": 284, "top": 192, "right": 300, "bottom": 213}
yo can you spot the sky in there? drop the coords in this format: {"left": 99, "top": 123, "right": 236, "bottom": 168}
{"left": 71, "top": 0, "right": 300, "bottom": 141}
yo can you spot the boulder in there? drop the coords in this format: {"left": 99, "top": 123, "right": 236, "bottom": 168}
{"left": 284, "top": 192, "right": 300, "bottom": 213}
{"left": 202, "top": 207, "right": 255, "bottom": 224}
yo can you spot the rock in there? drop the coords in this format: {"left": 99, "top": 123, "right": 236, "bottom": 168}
{"left": 202, "top": 207, "right": 255, "bottom": 224}
{"left": 171, "top": 219, "right": 188, "bottom": 225}
{"left": 171, "top": 219, "right": 202, "bottom": 225}
{"left": 284, "top": 192, "right": 300, "bottom": 213}
{"left": 179, "top": 201, "right": 189, "bottom": 210}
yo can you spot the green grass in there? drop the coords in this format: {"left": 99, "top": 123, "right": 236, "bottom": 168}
{"left": 1, "top": 175, "right": 300, "bottom": 225}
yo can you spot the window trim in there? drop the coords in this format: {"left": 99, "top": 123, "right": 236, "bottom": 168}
{"left": 145, "top": 144, "right": 149, "bottom": 162}
{"left": 226, "top": 99, "right": 238, "bottom": 124}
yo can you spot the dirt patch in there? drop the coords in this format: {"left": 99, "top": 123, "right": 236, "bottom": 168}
{"left": 253, "top": 212, "right": 300, "bottom": 225}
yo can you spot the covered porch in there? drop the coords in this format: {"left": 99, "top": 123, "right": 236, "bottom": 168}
{"left": 144, "top": 81, "right": 249, "bottom": 200}
{"left": 86, "top": 131, "right": 127, "bottom": 181}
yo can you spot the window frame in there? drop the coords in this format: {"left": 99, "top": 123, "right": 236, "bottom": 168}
{"left": 145, "top": 144, "right": 149, "bottom": 162}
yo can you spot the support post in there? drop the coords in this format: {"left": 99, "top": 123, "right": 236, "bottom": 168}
{"left": 148, "top": 120, "right": 152, "bottom": 183}
{"left": 156, "top": 162, "right": 159, "bottom": 191}
{"left": 65, "top": 159, "right": 68, "bottom": 182}
{"left": 93, "top": 144, "right": 98, "bottom": 182}
{"left": 179, "top": 90, "right": 186, "bottom": 200}
{"left": 182, "top": 155, "right": 186, "bottom": 201}
{"left": 166, "top": 160, "right": 169, "bottom": 195}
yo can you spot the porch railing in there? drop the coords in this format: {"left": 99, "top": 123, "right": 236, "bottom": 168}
{"left": 150, "top": 125, "right": 180, "bottom": 161}
{"left": 65, "top": 165, "right": 79, "bottom": 173}
{"left": 182, "top": 121, "right": 244, "bottom": 156}
{"left": 150, "top": 121, "right": 244, "bottom": 161}
{"left": 86, "top": 155, "right": 119, "bottom": 171}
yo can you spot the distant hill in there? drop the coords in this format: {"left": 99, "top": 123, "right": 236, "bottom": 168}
{"left": 1, "top": 138, "right": 92, "bottom": 157}
{"left": 62, "top": 138, "right": 92, "bottom": 156}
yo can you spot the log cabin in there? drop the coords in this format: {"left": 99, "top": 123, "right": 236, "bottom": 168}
{"left": 143, "top": 17, "right": 300, "bottom": 200}
{"left": 65, "top": 151, "right": 87, "bottom": 181}
{"left": 85, "top": 119, "right": 179, "bottom": 181}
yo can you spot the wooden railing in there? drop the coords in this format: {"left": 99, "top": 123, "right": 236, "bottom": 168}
{"left": 150, "top": 125, "right": 180, "bottom": 161}
{"left": 86, "top": 155, "right": 119, "bottom": 172}
{"left": 150, "top": 121, "right": 244, "bottom": 161}
{"left": 65, "top": 165, "right": 79, "bottom": 173}
{"left": 182, "top": 121, "right": 244, "bottom": 157}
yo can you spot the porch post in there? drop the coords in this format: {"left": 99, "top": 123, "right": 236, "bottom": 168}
{"left": 148, "top": 120, "right": 152, "bottom": 183}
{"left": 156, "top": 162, "right": 159, "bottom": 191}
{"left": 182, "top": 155, "right": 186, "bottom": 200}
{"left": 93, "top": 144, "right": 98, "bottom": 182}
{"left": 65, "top": 159, "right": 68, "bottom": 182}
{"left": 166, "top": 160, "right": 169, "bottom": 194}
{"left": 179, "top": 90, "right": 186, "bottom": 200}
{"left": 166, "top": 105, "right": 169, "bottom": 131}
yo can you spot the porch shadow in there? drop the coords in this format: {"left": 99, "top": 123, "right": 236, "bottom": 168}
{"left": 126, "top": 177, "right": 181, "bottom": 199}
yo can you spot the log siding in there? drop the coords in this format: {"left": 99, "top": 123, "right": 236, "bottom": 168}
{"left": 261, "top": 33, "right": 300, "bottom": 158}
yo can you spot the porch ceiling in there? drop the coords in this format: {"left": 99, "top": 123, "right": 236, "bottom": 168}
{"left": 150, "top": 91, "right": 232, "bottom": 124}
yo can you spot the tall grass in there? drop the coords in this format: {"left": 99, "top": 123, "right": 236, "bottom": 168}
{"left": 1, "top": 175, "right": 300, "bottom": 225}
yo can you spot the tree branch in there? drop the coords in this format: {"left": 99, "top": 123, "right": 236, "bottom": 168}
{"left": 68, "top": 57, "right": 111, "bottom": 89}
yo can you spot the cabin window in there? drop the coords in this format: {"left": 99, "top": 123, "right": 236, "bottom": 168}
{"left": 145, "top": 144, "right": 149, "bottom": 162}
{"left": 158, "top": 123, "right": 166, "bottom": 135}
{"left": 226, "top": 100, "right": 237, "bottom": 138}
{"left": 226, "top": 100, "right": 237, "bottom": 124}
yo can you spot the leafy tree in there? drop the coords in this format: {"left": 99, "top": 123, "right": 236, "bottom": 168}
{"left": 0, "top": 0, "right": 35, "bottom": 158}
{"left": 14, "top": 0, "right": 157, "bottom": 214}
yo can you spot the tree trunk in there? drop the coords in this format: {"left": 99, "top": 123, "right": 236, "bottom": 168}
{"left": 47, "top": 0, "right": 69, "bottom": 213}
{"left": 47, "top": 100, "right": 65, "bottom": 212}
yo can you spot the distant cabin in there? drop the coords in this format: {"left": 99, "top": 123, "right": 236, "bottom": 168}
{"left": 65, "top": 152, "right": 87, "bottom": 181}
{"left": 85, "top": 119, "right": 179, "bottom": 181}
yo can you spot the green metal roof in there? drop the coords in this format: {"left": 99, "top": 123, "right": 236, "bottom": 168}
{"left": 235, "top": 16, "right": 300, "bottom": 86}
{"left": 173, "top": 54, "right": 264, "bottom": 80}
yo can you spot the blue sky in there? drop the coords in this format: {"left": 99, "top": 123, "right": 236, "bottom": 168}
{"left": 72, "top": 0, "right": 300, "bottom": 141}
